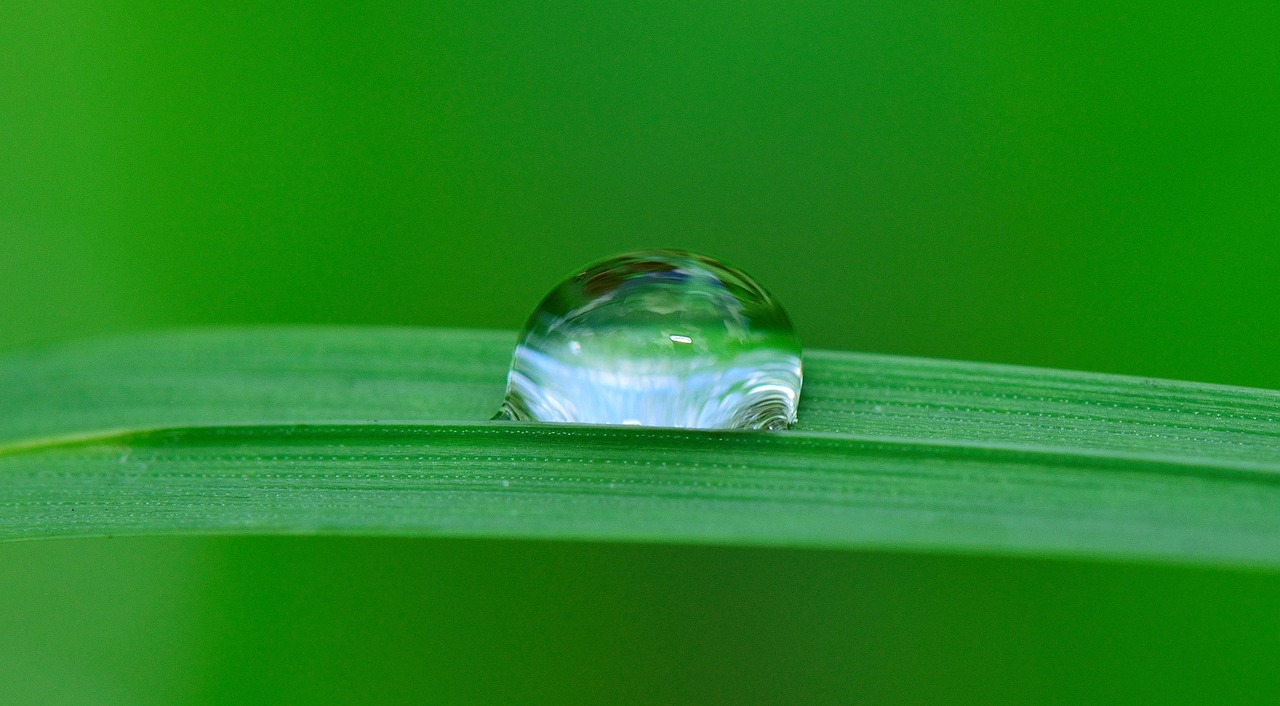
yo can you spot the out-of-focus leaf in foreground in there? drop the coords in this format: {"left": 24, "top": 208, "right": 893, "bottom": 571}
{"left": 1, "top": 327, "right": 1278, "bottom": 567}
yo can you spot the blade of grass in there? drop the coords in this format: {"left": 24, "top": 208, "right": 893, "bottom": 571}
{"left": 1, "top": 327, "right": 1279, "bottom": 567}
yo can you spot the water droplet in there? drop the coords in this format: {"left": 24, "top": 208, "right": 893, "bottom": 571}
{"left": 495, "top": 250, "right": 802, "bottom": 430}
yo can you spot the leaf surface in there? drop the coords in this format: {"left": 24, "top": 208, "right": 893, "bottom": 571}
{"left": 2, "top": 327, "right": 1278, "bottom": 566}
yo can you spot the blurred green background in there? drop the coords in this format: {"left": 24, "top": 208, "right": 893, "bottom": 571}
{"left": 2, "top": 1, "right": 1278, "bottom": 703}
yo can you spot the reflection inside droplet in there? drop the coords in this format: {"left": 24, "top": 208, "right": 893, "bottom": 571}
{"left": 495, "top": 249, "right": 803, "bottom": 430}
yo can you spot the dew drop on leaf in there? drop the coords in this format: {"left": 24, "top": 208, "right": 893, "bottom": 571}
{"left": 495, "top": 250, "right": 802, "bottom": 430}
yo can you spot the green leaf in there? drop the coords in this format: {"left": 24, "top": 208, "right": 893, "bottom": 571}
{"left": 2, "top": 327, "right": 1279, "bottom": 567}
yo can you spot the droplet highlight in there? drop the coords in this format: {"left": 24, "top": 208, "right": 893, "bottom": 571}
{"left": 496, "top": 250, "right": 802, "bottom": 430}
